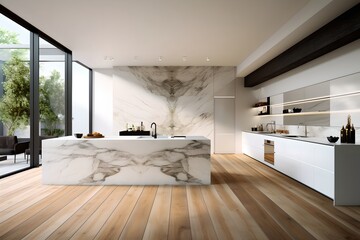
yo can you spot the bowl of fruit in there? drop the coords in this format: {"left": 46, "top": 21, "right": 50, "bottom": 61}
{"left": 84, "top": 132, "right": 104, "bottom": 138}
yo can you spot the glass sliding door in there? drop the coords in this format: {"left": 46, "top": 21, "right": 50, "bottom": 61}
{"left": 0, "top": 13, "right": 31, "bottom": 176}
{"left": 38, "top": 38, "right": 65, "bottom": 164}
{"left": 0, "top": 5, "right": 83, "bottom": 176}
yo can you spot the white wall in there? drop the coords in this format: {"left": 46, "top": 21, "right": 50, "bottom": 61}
{"left": 235, "top": 39, "right": 360, "bottom": 152}
{"left": 93, "top": 69, "right": 113, "bottom": 136}
{"left": 72, "top": 62, "right": 90, "bottom": 134}
{"left": 93, "top": 40, "right": 360, "bottom": 153}
{"left": 112, "top": 67, "right": 215, "bottom": 141}
{"left": 93, "top": 67, "right": 237, "bottom": 154}
{"left": 235, "top": 77, "right": 258, "bottom": 153}
{"left": 252, "top": 39, "right": 360, "bottom": 98}
{"left": 213, "top": 67, "right": 236, "bottom": 153}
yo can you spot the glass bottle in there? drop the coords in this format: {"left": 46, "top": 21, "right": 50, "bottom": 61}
{"left": 340, "top": 125, "right": 346, "bottom": 143}
{"left": 346, "top": 115, "right": 352, "bottom": 143}
{"left": 350, "top": 124, "right": 356, "bottom": 143}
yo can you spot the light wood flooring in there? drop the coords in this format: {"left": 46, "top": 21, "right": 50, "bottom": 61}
{"left": 0, "top": 154, "right": 359, "bottom": 240}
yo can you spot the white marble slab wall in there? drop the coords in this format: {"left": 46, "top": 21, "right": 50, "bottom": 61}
{"left": 112, "top": 66, "right": 235, "bottom": 151}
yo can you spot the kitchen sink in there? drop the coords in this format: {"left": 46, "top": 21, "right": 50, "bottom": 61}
{"left": 283, "top": 135, "right": 308, "bottom": 138}
{"left": 137, "top": 135, "right": 171, "bottom": 139}
{"left": 251, "top": 131, "right": 274, "bottom": 134}
{"left": 137, "top": 136, "right": 153, "bottom": 139}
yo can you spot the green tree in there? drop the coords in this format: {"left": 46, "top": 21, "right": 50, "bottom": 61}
{"left": 0, "top": 28, "right": 19, "bottom": 44}
{"left": 0, "top": 27, "right": 25, "bottom": 59}
{"left": 0, "top": 55, "right": 30, "bottom": 135}
{"left": 39, "top": 70, "right": 65, "bottom": 136}
{"left": 0, "top": 28, "right": 65, "bottom": 136}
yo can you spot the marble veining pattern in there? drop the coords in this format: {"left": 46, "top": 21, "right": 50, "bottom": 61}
{"left": 42, "top": 138, "right": 211, "bottom": 185}
{"left": 113, "top": 66, "right": 220, "bottom": 142}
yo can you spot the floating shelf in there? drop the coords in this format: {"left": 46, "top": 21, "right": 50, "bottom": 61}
{"left": 265, "top": 90, "right": 360, "bottom": 109}
{"left": 256, "top": 109, "right": 360, "bottom": 117}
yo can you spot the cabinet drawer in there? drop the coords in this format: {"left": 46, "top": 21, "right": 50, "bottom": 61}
{"left": 313, "top": 167, "right": 334, "bottom": 198}
{"left": 312, "top": 145, "right": 334, "bottom": 172}
{"left": 243, "top": 144, "right": 264, "bottom": 162}
{"left": 276, "top": 153, "right": 313, "bottom": 187}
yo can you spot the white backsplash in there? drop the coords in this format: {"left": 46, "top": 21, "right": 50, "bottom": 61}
{"left": 267, "top": 124, "right": 360, "bottom": 142}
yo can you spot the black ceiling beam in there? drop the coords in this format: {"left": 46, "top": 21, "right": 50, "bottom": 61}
{"left": 244, "top": 3, "right": 360, "bottom": 87}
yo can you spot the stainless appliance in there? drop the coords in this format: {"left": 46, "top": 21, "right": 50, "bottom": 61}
{"left": 264, "top": 140, "right": 274, "bottom": 165}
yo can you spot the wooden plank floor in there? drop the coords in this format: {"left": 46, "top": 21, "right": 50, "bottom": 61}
{"left": 0, "top": 154, "right": 359, "bottom": 240}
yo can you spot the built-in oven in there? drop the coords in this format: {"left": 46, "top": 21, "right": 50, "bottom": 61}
{"left": 264, "top": 139, "right": 274, "bottom": 165}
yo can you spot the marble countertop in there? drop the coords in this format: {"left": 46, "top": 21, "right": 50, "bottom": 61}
{"left": 47, "top": 136, "right": 210, "bottom": 141}
{"left": 244, "top": 131, "right": 360, "bottom": 146}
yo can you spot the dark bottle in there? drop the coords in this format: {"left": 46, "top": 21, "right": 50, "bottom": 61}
{"left": 349, "top": 124, "right": 356, "bottom": 143}
{"left": 346, "top": 115, "right": 352, "bottom": 143}
{"left": 340, "top": 126, "right": 346, "bottom": 143}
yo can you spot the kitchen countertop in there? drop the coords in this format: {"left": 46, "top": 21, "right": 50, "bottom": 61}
{"left": 50, "top": 135, "right": 209, "bottom": 141}
{"left": 244, "top": 130, "right": 360, "bottom": 146}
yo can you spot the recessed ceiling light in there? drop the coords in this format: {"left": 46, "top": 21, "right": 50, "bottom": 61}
{"left": 206, "top": 57, "right": 210, "bottom": 62}
{"left": 158, "top": 56, "right": 163, "bottom": 62}
{"left": 182, "top": 56, "right": 187, "bottom": 62}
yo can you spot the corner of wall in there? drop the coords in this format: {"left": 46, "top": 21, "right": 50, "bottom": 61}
{"left": 235, "top": 77, "right": 257, "bottom": 153}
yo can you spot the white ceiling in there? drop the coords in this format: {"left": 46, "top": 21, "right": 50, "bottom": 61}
{"left": 0, "top": 0, "right": 359, "bottom": 76}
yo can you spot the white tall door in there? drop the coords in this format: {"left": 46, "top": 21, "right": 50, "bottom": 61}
{"left": 214, "top": 98, "right": 235, "bottom": 153}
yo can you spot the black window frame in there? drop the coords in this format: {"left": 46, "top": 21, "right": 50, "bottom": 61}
{"left": 0, "top": 4, "right": 92, "bottom": 177}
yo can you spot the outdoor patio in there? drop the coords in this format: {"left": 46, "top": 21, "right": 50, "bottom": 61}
{"left": 0, "top": 154, "right": 34, "bottom": 176}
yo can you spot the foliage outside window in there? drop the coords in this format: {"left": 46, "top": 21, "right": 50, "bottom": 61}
{"left": 39, "top": 71, "right": 65, "bottom": 136}
{"left": 0, "top": 55, "right": 30, "bottom": 135}
{"left": 0, "top": 28, "right": 65, "bottom": 136}
{"left": 0, "top": 28, "right": 19, "bottom": 44}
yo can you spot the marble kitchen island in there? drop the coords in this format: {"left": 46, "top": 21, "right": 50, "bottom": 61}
{"left": 42, "top": 136, "right": 211, "bottom": 185}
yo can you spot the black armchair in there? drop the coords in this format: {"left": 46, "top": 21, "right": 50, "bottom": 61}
{"left": 0, "top": 136, "right": 30, "bottom": 163}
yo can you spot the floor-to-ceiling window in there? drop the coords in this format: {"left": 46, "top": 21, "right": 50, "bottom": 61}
{"left": 0, "top": 13, "right": 31, "bottom": 175}
{"left": 0, "top": 5, "right": 85, "bottom": 178}
{"left": 39, "top": 38, "right": 65, "bottom": 138}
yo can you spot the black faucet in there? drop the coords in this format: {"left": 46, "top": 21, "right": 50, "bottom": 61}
{"left": 151, "top": 122, "right": 157, "bottom": 139}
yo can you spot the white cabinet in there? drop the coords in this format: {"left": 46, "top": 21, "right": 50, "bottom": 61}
{"left": 242, "top": 132, "right": 334, "bottom": 199}
{"left": 275, "top": 137, "right": 334, "bottom": 199}
{"left": 242, "top": 132, "right": 264, "bottom": 162}
{"left": 275, "top": 139, "right": 315, "bottom": 189}
{"left": 313, "top": 167, "right": 334, "bottom": 198}
{"left": 214, "top": 98, "right": 235, "bottom": 153}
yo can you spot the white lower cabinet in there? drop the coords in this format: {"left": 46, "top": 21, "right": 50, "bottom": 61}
{"left": 242, "top": 132, "right": 265, "bottom": 162}
{"left": 243, "top": 144, "right": 264, "bottom": 162}
{"left": 242, "top": 132, "right": 334, "bottom": 199}
{"left": 313, "top": 167, "right": 334, "bottom": 198}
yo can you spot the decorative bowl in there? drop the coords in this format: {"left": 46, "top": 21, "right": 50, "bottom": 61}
{"left": 74, "top": 133, "right": 83, "bottom": 138}
{"left": 327, "top": 136, "right": 339, "bottom": 143}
